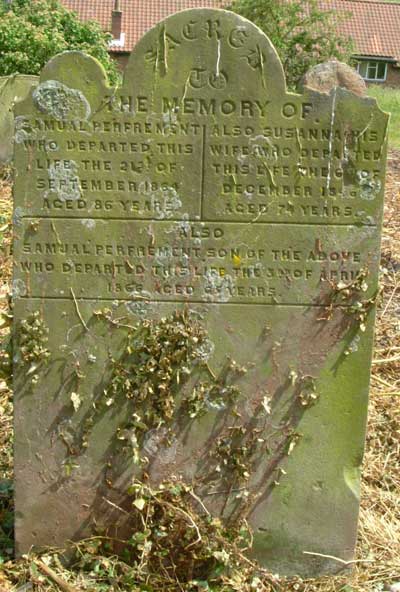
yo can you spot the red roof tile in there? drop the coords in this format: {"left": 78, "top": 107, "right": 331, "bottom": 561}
{"left": 61, "top": 0, "right": 400, "bottom": 62}
{"left": 62, "top": 0, "right": 224, "bottom": 53}
{"left": 318, "top": 0, "right": 400, "bottom": 61}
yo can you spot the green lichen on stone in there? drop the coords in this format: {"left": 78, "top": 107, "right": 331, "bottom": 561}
{"left": 33, "top": 80, "right": 91, "bottom": 121}
{"left": 0, "top": 74, "right": 38, "bottom": 165}
{"left": 77, "top": 309, "right": 245, "bottom": 466}
{"left": 11, "top": 7, "right": 388, "bottom": 576}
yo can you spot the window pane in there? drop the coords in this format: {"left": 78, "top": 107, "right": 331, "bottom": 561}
{"left": 377, "top": 62, "right": 387, "bottom": 80}
{"left": 368, "top": 62, "right": 378, "bottom": 79}
{"left": 358, "top": 62, "right": 368, "bottom": 77}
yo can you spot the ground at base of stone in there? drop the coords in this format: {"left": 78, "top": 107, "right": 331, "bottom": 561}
{"left": 0, "top": 153, "right": 399, "bottom": 592}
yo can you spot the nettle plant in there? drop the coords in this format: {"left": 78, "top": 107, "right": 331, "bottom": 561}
{"left": 87, "top": 308, "right": 246, "bottom": 466}
{"left": 322, "top": 268, "right": 380, "bottom": 330}
{"left": 8, "top": 308, "right": 323, "bottom": 590}
{"left": 66, "top": 477, "right": 285, "bottom": 592}
{"left": 58, "top": 310, "right": 285, "bottom": 589}
{"left": 0, "top": 310, "right": 51, "bottom": 388}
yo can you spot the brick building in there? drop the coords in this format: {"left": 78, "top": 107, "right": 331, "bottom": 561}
{"left": 61, "top": 0, "right": 400, "bottom": 86}
{"left": 319, "top": 0, "right": 400, "bottom": 86}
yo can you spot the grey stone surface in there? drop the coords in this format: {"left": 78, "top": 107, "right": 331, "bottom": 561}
{"left": 12, "top": 10, "right": 388, "bottom": 577}
{"left": 300, "top": 60, "right": 367, "bottom": 96}
{"left": 0, "top": 75, "right": 38, "bottom": 165}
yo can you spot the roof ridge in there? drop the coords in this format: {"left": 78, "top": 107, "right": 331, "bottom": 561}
{"left": 337, "top": 0, "right": 400, "bottom": 5}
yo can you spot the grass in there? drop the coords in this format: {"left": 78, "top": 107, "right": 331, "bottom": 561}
{"left": 368, "top": 85, "right": 400, "bottom": 149}
{"left": 0, "top": 160, "right": 399, "bottom": 590}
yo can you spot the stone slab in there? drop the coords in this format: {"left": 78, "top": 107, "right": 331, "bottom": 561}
{"left": 12, "top": 9, "right": 388, "bottom": 576}
{"left": 0, "top": 75, "right": 38, "bottom": 166}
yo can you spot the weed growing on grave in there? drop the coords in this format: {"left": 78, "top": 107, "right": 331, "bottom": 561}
{"left": 0, "top": 308, "right": 13, "bottom": 391}
{"left": 322, "top": 269, "right": 382, "bottom": 360}
{"left": 214, "top": 426, "right": 259, "bottom": 485}
{"left": 59, "top": 307, "right": 322, "bottom": 528}
{"left": 297, "top": 374, "right": 319, "bottom": 407}
{"left": 207, "top": 426, "right": 267, "bottom": 521}
{"left": 0, "top": 310, "right": 50, "bottom": 389}
{"left": 1, "top": 151, "right": 400, "bottom": 592}
{"left": 0, "top": 479, "right": 13, "bottom": 564}
{"left": 104, "top": 309, "right": 210, "bottom": 426}
{"left": 0, "top": 478, "right": 291, "bottom": 591}
{"left": 322, "top": 268, "right": 380, "bottom": 331}
{"left": 41, "top": 478, "right": 281, "bottom": 592}
{"left": 82, "top": 309, "right": 244, "bottom": 465}
{"left": 333, "top": 270, "right": 378, "bottom": 326}
{"left": 18, "top": 312, "right": 50, "bottom": 386}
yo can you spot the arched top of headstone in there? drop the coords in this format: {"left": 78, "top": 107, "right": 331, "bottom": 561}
{"left": 0, "top": 74, "right": 39, "bottom": 85}
{"left": 35, "top": 51, "right": 110, "bottom": 118}
{"left": 122, "top": 8, "right": 287, "bottom": 99}
{"left": 16, "top": 8, "right": 388, "bottom": 125}
{"left": 0, "top": 74, "right": 38, "bottom": 166}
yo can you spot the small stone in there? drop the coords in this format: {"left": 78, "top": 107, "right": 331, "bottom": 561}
{"left": 299, "top": 59, "right": 367, "bottom": 96}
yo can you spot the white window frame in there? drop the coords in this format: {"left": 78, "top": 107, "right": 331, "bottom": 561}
{"left": 109, "top": 32, "right": 126, "bottom": 49}
{"left": 356, "top": 60, "right": 388, "bottom": 82}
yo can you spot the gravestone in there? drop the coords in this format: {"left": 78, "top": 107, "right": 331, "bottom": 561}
{"left": 13, "top": 9, "right": 388, "bottom": 576}
{"left": 0, "top": 75, "right": 38, "bottom": 166}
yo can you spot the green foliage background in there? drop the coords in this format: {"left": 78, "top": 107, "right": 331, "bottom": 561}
{"left": 368, "top": 85, "right": 400, "bottom": 150}
{"left": 228, "top": 0, "right": 354, "bottom": 88}
{"left": 0, "top": 0, "right": 119, "bottom": 84}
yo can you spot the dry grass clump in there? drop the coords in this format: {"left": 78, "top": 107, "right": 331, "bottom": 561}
{"left": 0, "top": 170, "right": 13, "bottom": 470}
{"left": 0, "top": 154, "right": 399, "bottom": 590}
{"left": 351, "top": 149, "right": 400, "bottom": 592}
{"left": 0, "top": 168, "right": 15, "bottom": 589}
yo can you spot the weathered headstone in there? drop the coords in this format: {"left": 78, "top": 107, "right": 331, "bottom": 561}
{"left": 0, "top": 75, "right": 38, "bottom": 166}
{"left": 13, "top": 10, "right": 388, "bottom": 576}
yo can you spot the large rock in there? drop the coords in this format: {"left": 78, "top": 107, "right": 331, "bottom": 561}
{"left": 300, "top": 60, "right": 367, "bottom": 96}
{"left": 0, "top": 75, "right": 38, "bottom": 166}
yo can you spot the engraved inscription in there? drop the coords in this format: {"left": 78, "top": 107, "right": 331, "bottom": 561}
{"left": 16, "top": 220, "right": 377, "bottom": 303}
{"left": 14, "top": 29, "right": 386, "bottom": 303}
{"left": 12, "top": 7, "right": 388, "bottom": 572}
